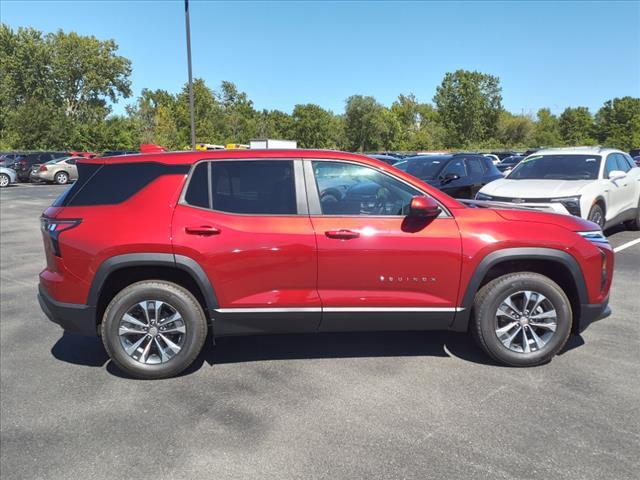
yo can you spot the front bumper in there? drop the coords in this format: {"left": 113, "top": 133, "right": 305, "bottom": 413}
{"left": 38, "top": 285, "right": 97, "bottom": 336}
{"left": 578, "top": 296, "right": 611, "bottom": 333}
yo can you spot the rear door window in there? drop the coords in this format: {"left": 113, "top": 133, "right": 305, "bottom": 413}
{"left": 210, "top": 160, "right": 297, "bottom": 215}
{"left": 466, "top": 158, "right": 485, "bottom": 176}
{"left": 442, "top": 158, "right": 467, "bottom": 177}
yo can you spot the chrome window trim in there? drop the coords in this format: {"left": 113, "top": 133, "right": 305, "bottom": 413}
{"left": 179, "top": 158, "right": 309, "bottom": 217}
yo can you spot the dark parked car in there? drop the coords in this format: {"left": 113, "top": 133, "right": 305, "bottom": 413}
{"left": 633, "top": 156, "right": 640, "bottom": 167}
{"left": 629, "top": 148, "right": 640, "bottom": 158}
{"left": 367, "top": 154, "right": 401, "bottom": 165}
{"left": 0, "top": 152, "right": 26, "bottom": 168}
{"left": 13, "top": 152, "right": 68, "bottom": 181}
{"left": 497, "top": 155, "right": 525, "bottom": 173}
{"left": 394, "top": 154, "right": 503, "bottom": 198}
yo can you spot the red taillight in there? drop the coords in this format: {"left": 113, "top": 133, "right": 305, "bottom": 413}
{"left": 40, "top": 217, "right": 81, "bottom": 257}
{"left": 39, "top": 165, "right": 48, "bottom": 172}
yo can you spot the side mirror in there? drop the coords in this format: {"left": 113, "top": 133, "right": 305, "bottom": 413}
{"left": 409, "top": 196, "right": 440, "bottom": 219}
{"left": 608, "top": 170, "right": 626, "bottom": 181}
{"left": 442, "top": 173, "right": 460, "bottom": 184}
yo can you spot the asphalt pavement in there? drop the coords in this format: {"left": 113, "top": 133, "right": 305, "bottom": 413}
{"left": 1, "top": 183, "right": 639, "bottom": 480}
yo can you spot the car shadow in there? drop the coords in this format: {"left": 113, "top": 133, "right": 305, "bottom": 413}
{"left": 52, "top": 330, "right": 587, "bottom": 379}
{"left": 51, "top": 332, "right": 109, "bottom": 367}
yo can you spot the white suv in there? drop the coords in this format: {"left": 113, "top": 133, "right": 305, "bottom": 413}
{"left": 475, "top": 146, "right": 640, "bottom": 230}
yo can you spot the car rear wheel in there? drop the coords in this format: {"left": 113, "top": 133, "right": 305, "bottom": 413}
{"left": 472, "top": 272, "right": 572, "bottom": 367}
{"left": 587, "top": 204, "right": 605, "bottom": 229}
{"left": 54, "top": 171, "right": 69, "bottom": 185}
{"left": 0, "top": 173, "right": 10, "bottom": 187}
{"left": 101, "top": 280, "right": 208, "bottom": 379}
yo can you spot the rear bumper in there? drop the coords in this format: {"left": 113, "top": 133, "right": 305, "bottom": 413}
{"left": 578, "top": 296, "right": 611, "bottom": 333}
{"left": 38, "top": 285, "right": 97, "bottom": 336}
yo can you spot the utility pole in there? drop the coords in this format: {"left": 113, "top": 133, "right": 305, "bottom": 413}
{"left": 184, "top": 0, "right": 196, "bottom": 149}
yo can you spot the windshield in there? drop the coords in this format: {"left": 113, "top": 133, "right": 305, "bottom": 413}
{"left": 508, "top": 154, "right": 602, "bottom": 180}
{"left": 393, "top": 160, "right": 407, "bottom": 171}
{"left": 404, "top": 156, "right": 450, "bottom": 180}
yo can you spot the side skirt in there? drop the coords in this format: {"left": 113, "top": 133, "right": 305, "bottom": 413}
{"left": 211, "top": 307, "right": 463, "bottom": 336}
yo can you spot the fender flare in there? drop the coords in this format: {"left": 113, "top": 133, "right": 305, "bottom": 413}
{"left": 87, "top": 253, "right": 219, "bottom": 314}
{"left": 450, "top": 247, "right": 588, "bottom": 332}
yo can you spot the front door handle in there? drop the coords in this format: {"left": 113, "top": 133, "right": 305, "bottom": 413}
{"left": 185, "top": 225, "right": 221, "bottom": 236}
{"left": 325, "top": 229, "right": 360, "bottom": 239}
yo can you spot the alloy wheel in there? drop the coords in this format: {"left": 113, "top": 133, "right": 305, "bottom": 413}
{"left": 0, "top": 174, "right": 9, "bottom": 187}
{"left": 118, "top": 300, "right": 187, "bottom": 364}
{"left": 494, "top": 290, "right": 557, "bottom": 353}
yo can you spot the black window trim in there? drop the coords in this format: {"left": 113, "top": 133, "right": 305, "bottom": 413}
{"left": 303, "top": 158, "right": 452, "bottom": 218}
{"left": 179, "top": 158, "right": 309, "bottom": 216}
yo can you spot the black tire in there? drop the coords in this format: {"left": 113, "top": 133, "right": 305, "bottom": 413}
{"left": 587, "top": 203, "right": 605, "bottom": 229}
{"left": 101, "top": 280, "right": 207, "bottom": 379}
{"left": 0, "top": 173, "right": 10, "bottom": 188}
{"left": 54, "top": 171, "right": 69, "bottom": 185}
{"left": 472, "top": 272, "right": 572, "bottom": 367}
{"left": 623, "top": 197, "right": 640, "bottom": 231}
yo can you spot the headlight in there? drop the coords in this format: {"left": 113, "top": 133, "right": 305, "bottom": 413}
{"left": 475, "top": 192, "right": 493, "bottom": 201}
{"left": 550, "top": 195, "right": 581, "bottom": 217}
{"left": 577, "top": 231, "right": 608, "bottom": 244}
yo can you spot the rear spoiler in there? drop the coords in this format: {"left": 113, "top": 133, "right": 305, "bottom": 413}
{"left": 457, "top": 199, "right": 557, "bottom": 212}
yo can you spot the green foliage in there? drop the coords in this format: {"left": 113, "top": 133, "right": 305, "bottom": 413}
{"left": 433, "top": 69, "right": 502, "bottom": 148}
{"left": 0, "top": 24, "right": 131, "bottom": 150}
{"left": 559, "top": 107, "right": 596, "bottom": 145}
{"left": 532, "top": 108, "right": 561, "bottom": 147}
{"left": 495, "top": 111, "right": 535, "bottom": 148}
{"left": 594, "top": 97, "right": 640, "bottom": 151}
{"left": 344, "top": 95, "right": 400, "bottom": 152}
{"left": 292, "top": 104, "right": 338, "bottom": 148}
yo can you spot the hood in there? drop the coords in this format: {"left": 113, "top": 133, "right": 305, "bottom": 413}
{"left": 494, "top": 208, "right": 598, "bottom": 231}
{"left": 480, "top": 178, "right": 592, "bottom": 198}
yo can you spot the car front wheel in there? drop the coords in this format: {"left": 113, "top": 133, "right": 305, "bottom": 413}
{"left": 472, "top": 272, "right": 572, "bottom": 367}
{"left": 587, "top": 204, "right": 605, "bottom": 229}
{"left": 101, "top": 280, "right": 208, "bottom": 379}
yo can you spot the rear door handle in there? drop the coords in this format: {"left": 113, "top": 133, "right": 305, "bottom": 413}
{"left": 325, "top": 229, "right": 360, "bottom": 239}
{"left": 185, "top": 225, "right": 220, "bottom": 236}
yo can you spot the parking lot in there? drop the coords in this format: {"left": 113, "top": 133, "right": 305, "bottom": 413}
{"left": 1, "top": 183, "right": 638, "bottom": 480}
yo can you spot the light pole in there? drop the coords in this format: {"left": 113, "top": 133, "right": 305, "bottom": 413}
{"left": 184, "top": 0, "right": 196, "bottom": 150}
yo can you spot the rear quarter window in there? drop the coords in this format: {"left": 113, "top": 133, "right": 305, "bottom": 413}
{"left": 54, "top": 162, "right": 188, "bottom": 206}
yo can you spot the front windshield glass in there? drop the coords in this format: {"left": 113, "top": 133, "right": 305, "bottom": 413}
{"left": 508, "top": 154, "right": 601, "bottom": 180}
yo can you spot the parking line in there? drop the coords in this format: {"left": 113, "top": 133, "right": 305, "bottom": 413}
{"left": 613, "top": 238, "right": 640, "bottom": 253}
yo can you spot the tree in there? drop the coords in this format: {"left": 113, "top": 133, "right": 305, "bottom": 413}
{"left": 533, "top": 108, "right": 561, "bottom": 147}
{"left": 496, "top": 111, "right": 535, "bottom": 147}
{"left": 217, "top": 81, "right": 257, "bottom": 142}
{"left": 559, "top": 107, "right": 596, "bottom": 145}
{"left": 344, "top": 95, "right": 399, "bottom": 152}
{"left": 0, "top": 24, "right": 132, "bottom": 149}
{"left": 595, "top": 97, "right": 640, "bottom": 151}
{"left": 292, "top": 104, "right": 337, "bottom": 148}
{"left": 255, "top": 109, "right": 294, "bottom": 139}
{"left": 433, "top": 70, "right": 502, "bottom": 147}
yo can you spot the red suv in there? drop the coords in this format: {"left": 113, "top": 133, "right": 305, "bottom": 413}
{"left": 38, "top": 150, "right": 613, "bottom": 378}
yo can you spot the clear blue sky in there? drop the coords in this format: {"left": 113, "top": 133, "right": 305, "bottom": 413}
{"left": 2, "top": 0, "right": 639, "bottom": 116}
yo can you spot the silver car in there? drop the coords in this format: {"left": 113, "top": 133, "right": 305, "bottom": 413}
{"left": 31, "top": 156, "right": 79, "bottom": 184}
{"left": 0, "top": 166, "right": 17, "bottom": 187}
